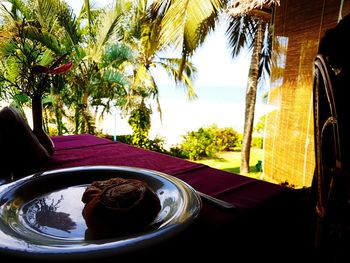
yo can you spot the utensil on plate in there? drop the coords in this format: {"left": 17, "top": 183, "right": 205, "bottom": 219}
{"left": 197, "top": 191, "right": 236, "bottom": 210}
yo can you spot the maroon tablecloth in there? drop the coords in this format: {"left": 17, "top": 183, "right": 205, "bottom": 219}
{"left": 4, "top": 134, "right": 313, "bottom": 262}
{"left": 44, "top": 134, "right": 284, "bottom": 213}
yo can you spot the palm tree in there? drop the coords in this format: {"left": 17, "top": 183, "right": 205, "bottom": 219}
{"left": 63, "top": 0, "right": 198, "bottom": 138}
{"left": 226, "top": 2, "right": 276, "bottom": 174}
{"left": 0, "top": 0, "right": 132, "bottom": 134}
{"left": 152, "top": 0, "right": 278, "bottom": 174}
{"left": 226, "top": 14, "right": 271, "bottom": 174}
{"left": 62, "top": 0, "right": 132, "bottom": 134}
{"left": 108, "top": 0, "right": 198, "bottom": 146}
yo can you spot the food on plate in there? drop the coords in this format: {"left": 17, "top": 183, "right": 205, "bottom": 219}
{"left": 82, "top": 177, "right": 161, "bottom": 238}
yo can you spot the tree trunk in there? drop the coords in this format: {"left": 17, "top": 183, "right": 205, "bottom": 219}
{"left": 81, "top": 91, "right": 95, "bottom": 134}
{"left": 240, "top": 20, "right": 264, "bottom": 174}
{"left": 52, "top": 93, "right": 64, "bottom": 136}
{"left": 32, "top": 95, "right": 54, "bottom": 155}
{"left": 32, "top": 95, "right": 43, "bottom": 136}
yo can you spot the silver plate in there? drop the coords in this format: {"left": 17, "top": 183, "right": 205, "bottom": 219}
{"left": 0, "top": 166, "right": 202, "bottom": 259}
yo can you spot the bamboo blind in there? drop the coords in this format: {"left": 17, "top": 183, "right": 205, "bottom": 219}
{"left": 263, "top": 0, "right": 350, "bottom": 187}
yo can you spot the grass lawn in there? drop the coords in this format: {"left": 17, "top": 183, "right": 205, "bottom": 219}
{"left": 194, "top": 148, "right": 263, "bottom": 180}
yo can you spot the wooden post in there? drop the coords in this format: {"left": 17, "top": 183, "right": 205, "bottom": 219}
{"left": 32, "top": 95, "right": 54, "bottom": 155}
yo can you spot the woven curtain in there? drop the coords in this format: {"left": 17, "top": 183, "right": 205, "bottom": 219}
{"left": 263, "top": 0, "right": 350, "bottom": 187}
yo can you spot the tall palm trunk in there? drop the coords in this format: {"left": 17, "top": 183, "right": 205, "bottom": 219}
{"left": 53, "top": 94, "right": 64, "bottom": 135}
{"left": 81, "top": 90, "right": 95, "bottom": 134}
{"left": 81, "top": 91, "right": 88, "bottom": 132}
{"left": 240, "top": 20, "right": 264, "bottom": 174}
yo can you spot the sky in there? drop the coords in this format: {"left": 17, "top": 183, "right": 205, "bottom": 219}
{"left": 65, "top": 0, "right": 271, "bottom": 147}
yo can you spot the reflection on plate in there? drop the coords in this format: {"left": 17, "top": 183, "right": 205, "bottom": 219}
{"left": 0, "top": 166, "right": 201, "bottom": 259}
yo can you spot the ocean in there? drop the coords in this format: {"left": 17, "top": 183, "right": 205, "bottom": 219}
{"left": 99, "top": 84, "right": 272, "bottom": 148}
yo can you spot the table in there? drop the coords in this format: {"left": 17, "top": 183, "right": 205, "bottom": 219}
{"left": 2, "top": 134, "right": 315, "bottom": 262}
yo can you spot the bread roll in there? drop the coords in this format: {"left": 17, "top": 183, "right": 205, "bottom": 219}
{"left": 82, "top": 177, "right": 161, "bottom": 238}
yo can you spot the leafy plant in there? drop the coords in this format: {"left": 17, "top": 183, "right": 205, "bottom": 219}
{"left": 253, "top": 115, "right": 266, "bottom": 135}
{"left": 103, "top": 133, "right": 167, "bottom": 154}
{"left": 128, "top": 102, "right": 152, "bottom": 148}
{"left": 175, "top": 124, "right": 241, "bottom": 160}
{"left": 251, "top": 136, "right": 263, "bottom": 149}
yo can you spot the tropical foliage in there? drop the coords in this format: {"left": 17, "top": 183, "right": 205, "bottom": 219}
{"left": 0, "top": 0, "right": 197, "bottom": 138}
{"left": 171, "top": 124, "right": 241, "bottom": 160}
{"left": 0, "top": 0, "right": 276, "bottom": 169}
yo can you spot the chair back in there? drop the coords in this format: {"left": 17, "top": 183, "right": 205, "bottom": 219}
{"left": 313, "top": 53, "right": 350, "bottom": 253}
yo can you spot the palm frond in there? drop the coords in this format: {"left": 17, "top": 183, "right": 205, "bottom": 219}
{"left": 83, "top": 0, "right": 92, "bottom": 36}
{"left": 99, "top": 11, "right": 123, "bottom": 47}
{"left": 196, "top": 6, "right": 223, "bottom": 47}
{"left": 258, "top": 22, "right": 271, "bottom": 86}
{"left": 74, "top": 46, "right": 87, "bottom": 61}
{"left": 0, "top": 36, "right": 17, "bottom": 56}
{"left": 11, "top": 92, "right": 30, "bottom": 105}
{"left": 5, "top": 56, "right": 20, "bottom": 83}
{"left": 102, "top": 68, "right": 129, "bottom": 87}
{"left": 133, "top": 64, "right": 151, "bottom": 92}
{"left": 153, "top": 0, "right": 225, "bottom": 53}
{"left": 111, "top": 0, "right": 133, "bottom": 44}
{"left": 140, "top": 16, "right": 162, "bottom": 58}
{"left": 5, "top": 0, "right": 31, "bottom": 21}
{"left": 25, "top": 25, "right": 64, "bottom": 55}
{"left": 38, "top": 49, "right": 54, "bottom": 67}
{"left": 56, "top": 1, "right": 81, "bottom": 47}
{"left": 36, "top": 0, "right": 60, "bottom": 31}
{"left": 157, "top": 57, "right": 197, "bottom": 100}
{"left": 0, "top": 3, "right": 14, "bottom": 24}
{"left": 226, "top": 15, "right": 255, "bottom": 57}
{"left": 101, "top": 43, "right": 133, "bottom": 68}
{"left": 90, "top": 9, "right": 123, "bottom": 62}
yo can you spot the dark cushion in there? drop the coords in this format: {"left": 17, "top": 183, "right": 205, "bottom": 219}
{"left": 0, "top": 106, "right": 50, "bottom": 178}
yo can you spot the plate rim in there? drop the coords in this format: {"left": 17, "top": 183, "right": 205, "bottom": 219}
{"left": 0, "top": 165, "right": 202, "bottom": 259}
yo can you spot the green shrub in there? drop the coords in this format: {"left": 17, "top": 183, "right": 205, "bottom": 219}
{"left": 115, "top": 134, "right": 133, "bottom": 144}
{"left": 168, "top": 146, "right": 188, "bottom": 159}
{"left": 251, "top": 136, "right": 263, "bottom": 149}
{"left": 103, "top": 134, "right": 168, "bottom": 153}
{"left": 214, "top": 127, "right": 241, "bottom": 151}
{"left": 255, "top": 160, "right": 263, "bottom": 172}
{"left": 180, "top": 128, "right": 213, "bottom": 160}
{"left": 176, "top": 124, "right": 241, "bottom": 160}
{"left": 147, "top": 136, "right": 167, "bottom": 153}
